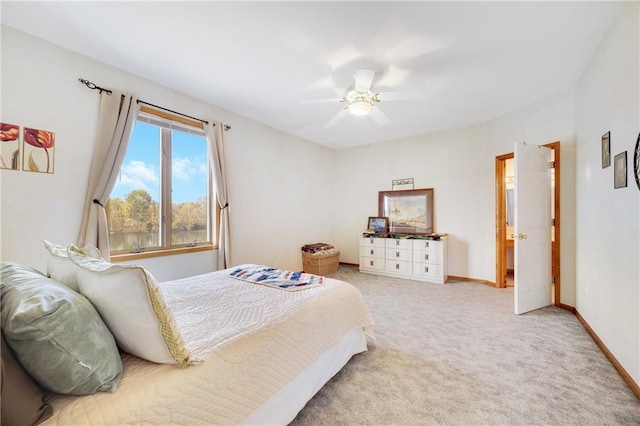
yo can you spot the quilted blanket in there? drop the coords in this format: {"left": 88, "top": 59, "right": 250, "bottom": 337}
{"left": 42, "top": 264, "right": 374, "bottom": 425}
{"left": 229, "top": 265, "right": 324, "bottom": 290}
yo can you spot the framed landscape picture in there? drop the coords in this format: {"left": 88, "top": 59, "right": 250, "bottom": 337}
{"left": 367, "top": 216, "right": 389, "bottom": 233}
{"left": 378, "top": 188, "right": 434, "bottom": 234}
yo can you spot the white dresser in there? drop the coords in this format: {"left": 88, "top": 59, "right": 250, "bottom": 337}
{"left": 359, "top": 235, "right": 448, "bottom": 284}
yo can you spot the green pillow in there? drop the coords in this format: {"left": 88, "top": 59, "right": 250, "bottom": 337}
{"left": 0, "top": 262, "right": 123, "bottom": 395}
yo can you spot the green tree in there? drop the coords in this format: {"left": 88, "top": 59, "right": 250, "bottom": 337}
{"left": 125, "top": 189, "right": 156, "bottom": 233}
{"left": 107, "top": 197, "right": 128, "bottom": 233}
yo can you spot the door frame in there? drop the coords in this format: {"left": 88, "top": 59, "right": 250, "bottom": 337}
{"left": 495, "top": 141, "right": 561, "bottom": 307}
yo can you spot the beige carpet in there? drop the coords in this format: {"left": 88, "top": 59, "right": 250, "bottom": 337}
{"left": 290, "top": 265, "right": 640, "bottom": 425}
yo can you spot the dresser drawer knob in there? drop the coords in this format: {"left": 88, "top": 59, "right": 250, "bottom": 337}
{"left": 370, "top": 260, "right": 374, "bottom": 267}
{"left": 396, "top": 251, "right": 400, "bottom": 258}
{"left": 424, "top": 253, "right": 429, "bottom": 261}
{"left": 425, "top": 266, "right": 429, "bottom": 273}
{"left": 395, "top": 263, "right": 400, "bottom": 270}
{"left": 370, "top": 249, "right": 374, "bottom": 255}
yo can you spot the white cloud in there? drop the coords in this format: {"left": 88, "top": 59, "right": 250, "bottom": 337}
{"left": 173, "top": 157, "right": 206, "bottom": 182}
{"left": 113, "top": 160, "right": 158, "bottom": 193}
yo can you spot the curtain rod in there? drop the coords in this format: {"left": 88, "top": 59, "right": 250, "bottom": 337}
{"left": 79, "top": 78, "right": 231, "bottom": 131}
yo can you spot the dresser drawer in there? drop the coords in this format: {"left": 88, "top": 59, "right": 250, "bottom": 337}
{"left": 386, "top": 259, "right": 412, "bottom": 275}
{"left": 386, "top": 238, "right": 412, "bottom": 249}
{"left": 361, "top": 237, "right": 385, "bottom": 248}
{"left": 412, "top": 262, "right": 443, "bottom": 278}
{"left": 412, "top": 249, "right": 443, "bottom": 264}
{"left": 385, "top": 247, "right": 412, "bottom": 262}
{"left": 360, "top": 246, "right": 385, "bottom": 259}
{"left": 412, "top": 239, "right": 442, "bottom": 251}
{"left": 360, "top": 257, "right": 385, "bottom": 270}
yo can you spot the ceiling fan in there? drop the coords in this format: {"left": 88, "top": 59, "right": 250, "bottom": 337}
{"left": 303, "top": 68, "right": 415, "bottom": 129}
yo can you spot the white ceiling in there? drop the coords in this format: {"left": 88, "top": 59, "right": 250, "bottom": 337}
{"left": 1, "top": 1, "right": 623, "bottom": 150}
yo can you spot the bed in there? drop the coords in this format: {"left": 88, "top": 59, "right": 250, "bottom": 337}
{"left": 1, "top": 258, "right": 374, "bottom": 426}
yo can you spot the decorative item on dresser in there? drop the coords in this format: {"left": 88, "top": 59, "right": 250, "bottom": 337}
{"left": 359, "top": 233, "right": 448, "bottom": 284}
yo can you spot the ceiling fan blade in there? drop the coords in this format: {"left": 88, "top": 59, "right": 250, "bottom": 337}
{"left": 354, "top": 69, "right": 375, "bottom": 92}
{"left": 300, "top": 97, "right": 342, "bottom": 105}
{"left": 369, "top": 107, "right": 390, "bottom": 126}
{"left": 377, "top": 90, "right": 422, "bottom": 102}
{"left": 324, "top": 108, "right": 349, "bottom": 129}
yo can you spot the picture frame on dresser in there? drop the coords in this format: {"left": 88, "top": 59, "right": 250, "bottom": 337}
{"left": 378, "top": 188, "right": 434, "bottom": 234}
{"left": 367, "top": 216, "right": 389, "bottom": 233}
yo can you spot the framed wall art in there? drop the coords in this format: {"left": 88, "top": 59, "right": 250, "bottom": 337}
{"left": 634, "top": 133, "right": 640, "bottom": 190}
{"left": 23, "top": 127, "right": 55, "bottom": 174}
{"left": 601, "top": 131, "right": 611, "bottom": 168}
{"left": 614, "top": 151, "right": 627, "bottom": 189}
{"left": 378, "top": 188, "right": 434, "bottom": 234}
{"left": 0, "top": 123, "right": 20, "bottom": 170}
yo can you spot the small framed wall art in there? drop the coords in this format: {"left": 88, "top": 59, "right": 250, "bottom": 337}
{"left": 0, "top": 123, "right": 20, "bottom": 170}
{"left": 367, "top": 216, "right": 389, "bottom": 233}
{"left": 634, "top": 133, "right": 640, "bottom": 190}
{"left": 614, "top": 151, "right": 627, "bottom": 189}
{"left": 601, "top": 131, "right": 611, "bottom": 168}
{"left": 23, "top": 127, "right": 55, "bottom": 174}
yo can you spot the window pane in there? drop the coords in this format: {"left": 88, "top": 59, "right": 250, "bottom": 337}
{"left": 108, "top": 122, "right": 161, "bottom": 251}
{"left": 170, "top": 129, "right": 209, "bottom": 246}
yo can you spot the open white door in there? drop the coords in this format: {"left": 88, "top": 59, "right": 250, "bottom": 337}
{"left": 514, "top": 141, "right": 552, "bottom": 314}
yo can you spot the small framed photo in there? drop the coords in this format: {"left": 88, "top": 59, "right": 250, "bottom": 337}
{"left": 367, "top": 216, "right": 389, "bottom": 233}
{"left": 614, "top": 151, "right": 627, "bottom": 189}
{"left": 601, "top": 131, "right": 611, "bottom": 168}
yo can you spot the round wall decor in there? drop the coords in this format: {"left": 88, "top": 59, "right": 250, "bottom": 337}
{"left": 635, "top": 133, "right": 640, "bottom": 190}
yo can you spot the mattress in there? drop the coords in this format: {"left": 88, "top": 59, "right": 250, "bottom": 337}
{"left": 43, "top": 265, "right": 374, "bottom": 425}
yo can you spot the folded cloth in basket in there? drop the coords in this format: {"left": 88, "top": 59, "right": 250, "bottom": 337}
{"left": 229, "top": 266, "right": 324, "bottom": 291}
{"left": 301, "top": 243, "right": 335, "bottom": 254}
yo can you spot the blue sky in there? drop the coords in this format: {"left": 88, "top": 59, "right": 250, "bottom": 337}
{"left": 110, "top": 122, "right": 208, "bottom": 203}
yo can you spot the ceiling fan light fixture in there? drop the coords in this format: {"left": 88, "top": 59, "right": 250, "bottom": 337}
{"left": 349, "top": 101, "right": 373, "bottom": 116}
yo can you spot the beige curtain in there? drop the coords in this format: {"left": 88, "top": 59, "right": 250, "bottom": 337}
{"left": 205, "top": 122, "right": 230, "bottom": 269}
{"left": 78, "top": 90, "right": 139, "bottom": 255}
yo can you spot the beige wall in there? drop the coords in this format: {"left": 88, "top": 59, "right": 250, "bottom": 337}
{"left": 574, "top": 2, "right": 639, "bottom": 385}
{"left": 333, "top": 90, "right": 575, "bottom": 303}
{"left": 0, "top": 26, "right": 336, "bottom": 281}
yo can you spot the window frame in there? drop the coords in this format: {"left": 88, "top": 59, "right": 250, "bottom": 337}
{"left": 108, "top": 106, "right": 218, "bottom": 262}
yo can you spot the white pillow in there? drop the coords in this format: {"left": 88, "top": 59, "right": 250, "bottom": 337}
{"left": 68, "top": 251, "right": 193, "bottom": 367}
{"left": 42, "top": 240, "right": 104, "bottom": 292}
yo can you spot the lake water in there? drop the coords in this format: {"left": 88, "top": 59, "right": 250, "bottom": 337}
{"left": 110, "top": 230, "right": 208, "bottom": 251}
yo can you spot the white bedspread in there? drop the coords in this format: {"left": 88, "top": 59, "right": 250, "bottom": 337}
{"left": 43, "top": 265, "right": 374, "bottom": 425}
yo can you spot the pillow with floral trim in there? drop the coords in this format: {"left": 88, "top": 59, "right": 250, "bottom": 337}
{"left": 68, "top": 251, "right": 193, "bottom": 367}
{"left": 42, "top": 240, "right": 104, "bottom": 292}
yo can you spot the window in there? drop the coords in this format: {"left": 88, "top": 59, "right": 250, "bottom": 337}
{"left": 107, "top": 106, "right": 215, "bottom": 258}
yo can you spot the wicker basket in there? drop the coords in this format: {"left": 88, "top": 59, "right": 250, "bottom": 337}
{"left": 302, "top": 250, "right": 340, "bottom": 275}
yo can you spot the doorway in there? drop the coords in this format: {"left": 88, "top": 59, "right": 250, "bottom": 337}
{"left": 495, "top": 141, "right": 561, "bottom": 307}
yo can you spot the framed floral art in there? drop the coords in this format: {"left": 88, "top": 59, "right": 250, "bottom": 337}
{"left": 0, "top": 123, "right": 20, "bottom": 170}
{"left": 23, "top": 127, "right": 55, "bottom": 174}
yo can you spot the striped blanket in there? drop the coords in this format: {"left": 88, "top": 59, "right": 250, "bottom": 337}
{"left": 229, "top": 266, "right": 324, "bottom": 291}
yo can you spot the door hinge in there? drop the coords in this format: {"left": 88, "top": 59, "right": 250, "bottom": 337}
{"left": 548, "top": 161, "right": 555, "bottom": 168}
{"left": 551, "top": 218, "right": 555, "bottom": 226}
